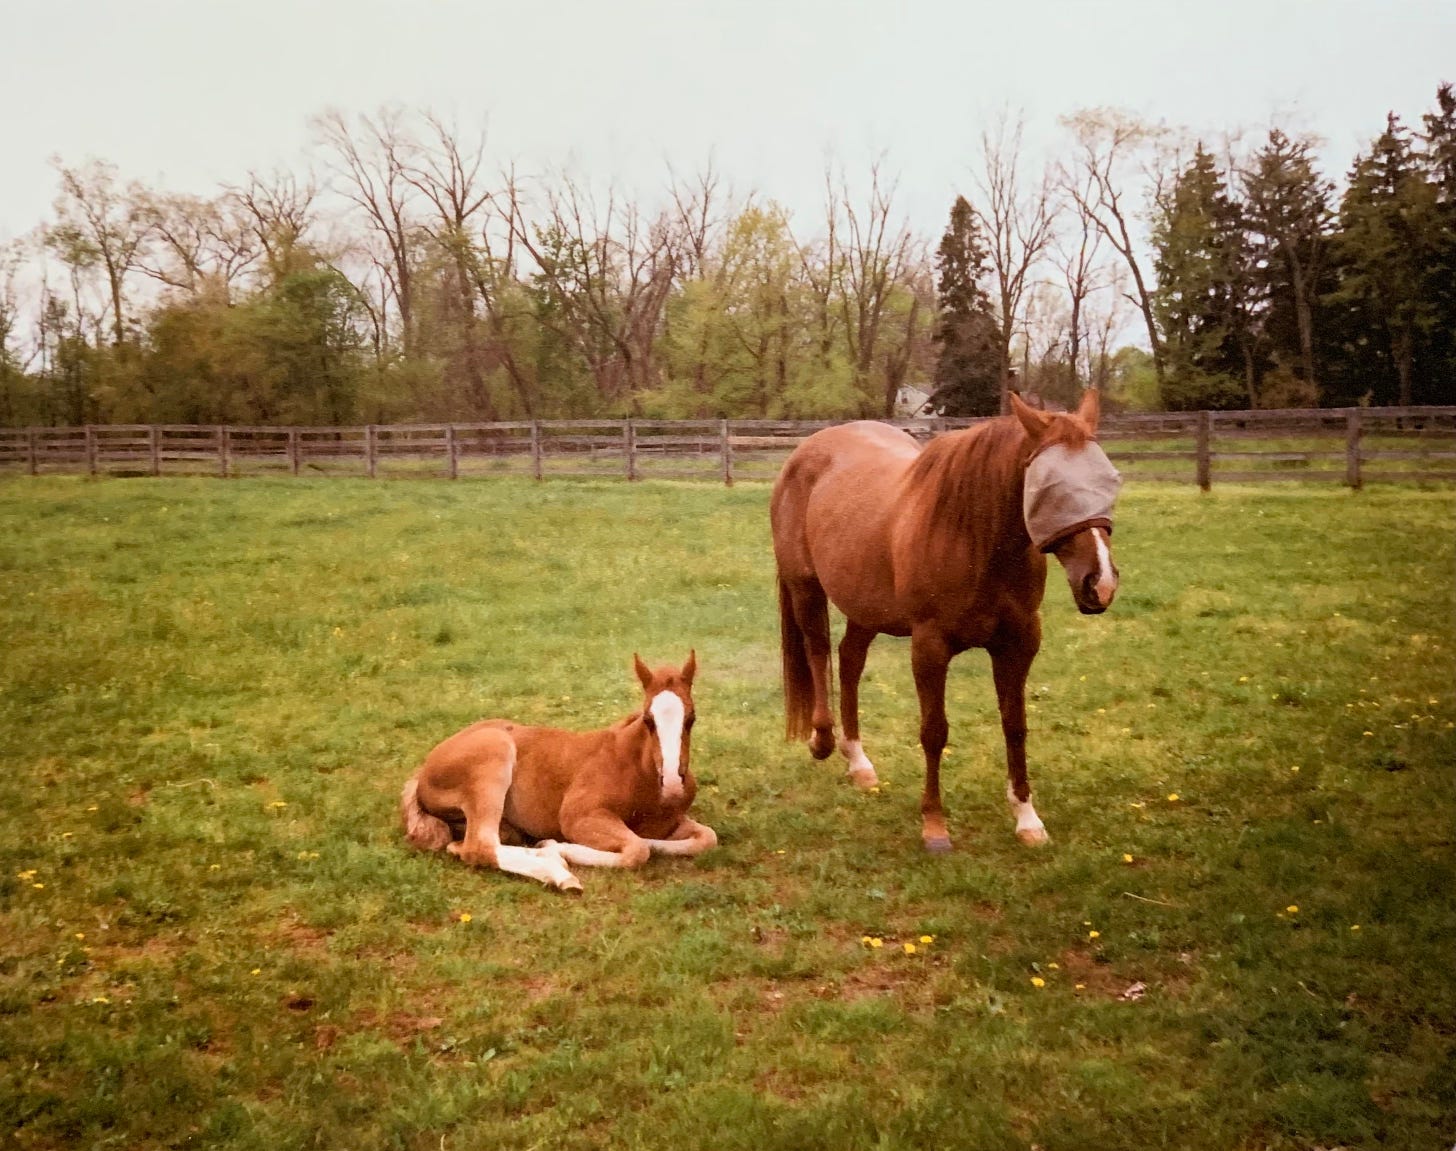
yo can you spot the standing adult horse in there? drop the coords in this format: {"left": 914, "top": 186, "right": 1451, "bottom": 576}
{"left": 770, "top": 390, "right": 1122, "bottom": 852}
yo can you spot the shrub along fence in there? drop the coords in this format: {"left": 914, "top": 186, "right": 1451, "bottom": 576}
{"left": 1, "top": 407, "right": 1453, "bottom": 488}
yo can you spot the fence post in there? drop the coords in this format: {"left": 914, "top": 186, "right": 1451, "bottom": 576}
{"left": 366, "top": 425, "right": 377, "bottom": 478}
{"left": 1345, "top": 409, "right": 1363, "bottom": 490}
{"left": 447, "top": 424, "right": 459, "bottom": 480}
{"left": 85, "top": 425, "right": 98, "bottom": 476}
{"left": 625, "top": 418, "right": 637, "bottom": 481}
{"left": 218, "top": 426, "right": 230, "bottom": 478}
{"left": 530, "top": 420, "right": 543, "bottom": 480}
{"left": 27, "top": 428, "right": 37, "bottom": 476}
{"left": 1195, "top": 411, "right": 1211, "bottom": 491}
{"left": 286, "top": 428, "right": 299, "bottom": 476}
{"left": 720, "top": 418, "right": 733, "bottom": 486}
{"left": 149, "top": 425, "right": 161, "bottom": 476}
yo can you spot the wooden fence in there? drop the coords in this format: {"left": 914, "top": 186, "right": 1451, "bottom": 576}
{"left": 1, "top": 408, "right": 1454, "bottom": 488}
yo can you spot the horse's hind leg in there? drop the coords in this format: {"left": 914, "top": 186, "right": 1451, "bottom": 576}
{"left": 836, "top": 622, "right": 879, "bottom": 789}
{"left": 446, "top": 736, "right": 583, "bottom": 890}
{"left": 990, "top": 640, "right": 1048, "bottom": 846}
{"left": 785, "top": 578, "right": 837, "bottom": 760}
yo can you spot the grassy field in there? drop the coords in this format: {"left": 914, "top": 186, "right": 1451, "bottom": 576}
{"left": 1, "top": 474, "right": 1453, "bottom": 1150}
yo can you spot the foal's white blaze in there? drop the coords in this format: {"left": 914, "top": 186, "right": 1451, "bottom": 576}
{"left": 1092, "top": 527, "right": 1117, "bottom": 607}
{"left": 650, "top": 690, "right": 686, "bottom": 799}
{"left": 1006, "top": 781, "right": 1047, "bottom": 844}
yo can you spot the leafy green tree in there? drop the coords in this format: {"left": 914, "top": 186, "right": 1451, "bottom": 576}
{"left": 929, "top": 196, "right": 1001, "bottom": 415}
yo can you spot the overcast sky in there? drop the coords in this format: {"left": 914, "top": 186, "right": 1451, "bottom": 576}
{"left": 2, "top": 0, "right": 1453, "bottom": 243}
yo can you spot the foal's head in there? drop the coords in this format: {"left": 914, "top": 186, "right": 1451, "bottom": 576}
{"left": 633, "top": 650, "right": 697, "bottom": 800}
{"left": 1012, "top": 390, "right": 1123, "bottom": 615}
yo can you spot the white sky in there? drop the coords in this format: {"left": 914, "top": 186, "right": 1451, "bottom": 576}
{"left": 2, "top": 0, "right": 1453, "bottom": 243}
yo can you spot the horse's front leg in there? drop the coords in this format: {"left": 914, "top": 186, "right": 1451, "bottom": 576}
{"left": 911, "top": 628, "right": 954, "bottom": 853}
{"left": 989, "top": 637, "right": 1048, "bottom": 846}
{"left": 837, "top": 622, "right": 879, "bottom": 789}
{"left": 642, "top": 818, "right": 718, "bottom": 857}
{"left": 550, "top": 811, "right": 653, "bottom": 869}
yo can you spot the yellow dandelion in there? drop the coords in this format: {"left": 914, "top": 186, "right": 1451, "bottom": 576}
{"left": 32, "top": 883, "right": 44, "bottom": 890}
{"left": 919, "top": 935, "right": 934, "bottom": 944}
{"left": 903, "top": 943, "right": 917, "bottom": 955}
{"left": 1167, "top": 793, "right": 1180, "bottom": 802}
{"left": 208, "top": 864, "right": 221, "bottom": 870}
{"left": 1350, "top": 924, "right": 1361, "bottom": 932}
{"left": 1238, "top": 676, "right": 1249, "bottom": 683}
{"left": 1030, "top": 976, "right": 1046, "bottom": 988}
{"left": 1291, "top": 766, "right": 1300, "bottom": 773}
{"left": 74, "top": 933, "right": 84, "bottom": 940}
{"left": 1088, "top": 930, "right": 1101, "bottom": 940}
{"left": 1362, "top": 731, "right": 1374, "bottom": 737}
{"left": 1286, "top": 905, "right": 1299, "bottom": 914}
{"left": 869, "top": 937, "right": 884, "bottom": 949}
{"left": 268, "top": 800, "right": 287, "bottom": 809}
{"left": 1047, "top": 962, "right": 1060, "bottom": 970}
{"left": 1122, "top": 853, "right": 1134, "bottom": 863}
{"left": 86, "top": 805, "right": 98, "bottom": 812}
{"left": 459, "top": 913, "right": 473, "bottom": 924}
{"left": 92, "top": 996, "right": 109, "bottom": 1005}
{"left": 861, "top": 936, "right": 874, "bottom": 946}
{"left": 16, "top": 870, "right": 36, "bottom": 880}
{"left": 250, "top": 968, "right": 261, "bottom": 976}
{"left": 774, "top": 849, "right": 786, "bottom": 855}
{"left": 1074, "top": 983, "right": 1086, "bottom": 991}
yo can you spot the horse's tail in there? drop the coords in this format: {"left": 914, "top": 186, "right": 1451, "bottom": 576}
{"left": 401, "top": 773, "right": 453, "bottom": 852}
{"left": 778, "top": 572, "right": 822, "bottom": 742}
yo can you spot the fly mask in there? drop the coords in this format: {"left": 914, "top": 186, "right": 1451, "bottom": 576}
{"left": 1022, "top": 441, "right": 1123, "bottom": 552}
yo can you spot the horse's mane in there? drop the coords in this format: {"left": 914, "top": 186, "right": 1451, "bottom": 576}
{"left": 899, "top": 413, "right": 1092, "bottom": 568}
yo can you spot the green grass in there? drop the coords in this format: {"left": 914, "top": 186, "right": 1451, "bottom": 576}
{"left": 1, "top": 474, "right": 1453, "bottom": 1150}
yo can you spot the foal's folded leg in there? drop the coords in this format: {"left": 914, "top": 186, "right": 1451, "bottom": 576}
{"left": 641, "top": 818, "right": 718, "bottom": 857}
{"left": 445, "top": 734, "right": 582, "bottom": 891}
{"left": 549, "top": 812, "right": 652, "bottom": 869}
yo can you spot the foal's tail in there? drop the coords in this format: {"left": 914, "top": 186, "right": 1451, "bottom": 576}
{"left": 401, "top": 773, "right": 453, "bottom": 852}
{"left": 778, "top": 572, "right": 823, "bottom": 742}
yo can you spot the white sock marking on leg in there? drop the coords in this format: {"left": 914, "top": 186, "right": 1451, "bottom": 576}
{"left": 1006, "top": 780, "right": 1045, "bottom": 836}
{"left": 838, "top": 738, "right": 879, "bottom": 786}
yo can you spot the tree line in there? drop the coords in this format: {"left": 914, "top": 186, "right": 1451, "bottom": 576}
{"left": 1, "top": 87, "right": 1453, "bottom": 429}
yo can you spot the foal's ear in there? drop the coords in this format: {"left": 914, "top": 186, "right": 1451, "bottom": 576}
{"left": 681, "top": 649, "right": 697, "bottom": 686}
{"left": 1010, "top": 390, "right": 1052, "bottom": 441}
{"left": 634, "top": 653, "right": 653, "bottom": 691}
{"left": 1075, "top": 388, "right": 1102, "bottom": 434}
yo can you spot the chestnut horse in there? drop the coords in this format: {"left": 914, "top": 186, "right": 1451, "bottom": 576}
{"left": 771, "top": 391, "right": 1122, "bottom": 852}
{"left": 401, "top": 652, "right": 716, "bottom": 890}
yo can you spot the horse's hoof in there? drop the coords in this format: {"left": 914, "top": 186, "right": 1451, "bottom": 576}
{"left": 923, "top": 836, "right": 953, "bottom": 855}
{"left": 557, "top": 875, "right": 583, "bottom": 893}
{"left": 848, "top": 767, "right": 879, "bottom": 790}
{"left": 808, "top": 731, "right": 835, "bottom": 760}
{"left": 1016, "top": 827, "right": 1050, "bottom": 847}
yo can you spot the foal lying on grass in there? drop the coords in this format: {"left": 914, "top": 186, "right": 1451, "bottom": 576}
{"left": 401, "top": 651, "right": 717, "bottom": 891}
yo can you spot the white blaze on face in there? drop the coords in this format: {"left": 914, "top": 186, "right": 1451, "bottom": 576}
{"left": 1092, "top": 527, "right": 1117, "bottom": 607}
{"left": 649, "top": 690, "right": 686, "bottom": 799}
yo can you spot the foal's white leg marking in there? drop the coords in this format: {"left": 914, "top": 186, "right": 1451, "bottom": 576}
{"left": 1093, "top": 527, "right": 1117, "bottom": 608}
{"left": 494, "top": 844, "right": 582, "bottom": 890}
{"left": 837, "top": 738, "right": 880, "bottom": 788}
{"left": 649, "top": 690, "right": 686, "bottom": 801}
{"left": 643, "top": 821, "right": 718, "bottom": 856}
{"left": 1007, "top": 781, "right": 1049, "bottom": 846}
{"left": 548, "top": 841, "right": 640, "bottom": 868}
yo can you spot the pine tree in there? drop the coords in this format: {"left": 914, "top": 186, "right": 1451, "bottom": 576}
{"left": 929, "top": 196, "right": 1001, "bottom": 415}
{"left": 1151, "top": 144, "right": 1255, "bottom": 409}
{"left": 1327, "top": 115, "right": 1438, "bottom": 406}
{"left": 1421, "top": 82, "right": 1456, "bottom": 402}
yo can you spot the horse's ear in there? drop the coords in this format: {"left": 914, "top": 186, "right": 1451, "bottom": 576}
{"left": 1010, "top": 390, "right": 1052, "bottom": 440}
{"left": 681, "top": 649, "right": 697, "bottom": 686}
{"left": 633, "top": 653, "right": 653, "bottom": 691}
{"left": 1076, "top": 388, "right": 1102, "bottom": 434}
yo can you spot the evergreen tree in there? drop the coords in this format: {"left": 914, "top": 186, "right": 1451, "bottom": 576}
{"left": 1241, "top": 130, "right": 1335, "bottom": 404}
{"left": 1421, "top": 82, "right": 1456, "bottom": 401}
{"left": 929, "top": 196, "right": 1001, "bottom": 415}
{"left": 1151, "top": 144, "right": 1254, "bottom": 409}
{"left": 1326, "top": 115, "right": 1439, "bottom": 406}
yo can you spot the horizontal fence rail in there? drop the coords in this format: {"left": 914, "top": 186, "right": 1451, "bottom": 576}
{"left": 1, "top": 408, "right": 1454, "bottom": 488}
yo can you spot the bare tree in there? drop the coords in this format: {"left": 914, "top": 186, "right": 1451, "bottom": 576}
{"left": 314, "top": 107, "right": 422, "bottom": 356}
{"left": 971, "top": 111, "right": 1059, "bottom": 412}
{"left": 232, "top": 170, "right": 319, "bottom": 284}
{"left": 137, "top": 191, "right": 258, "bottom": 301}
{"left": 505, "top": 171, "right": 678, "bottom": 407}
{"left": 46, "top": 158, "right": 153, "bottom": 347}
{"left": 1060, "top": 109, "right": 1170, "bottom": 389}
